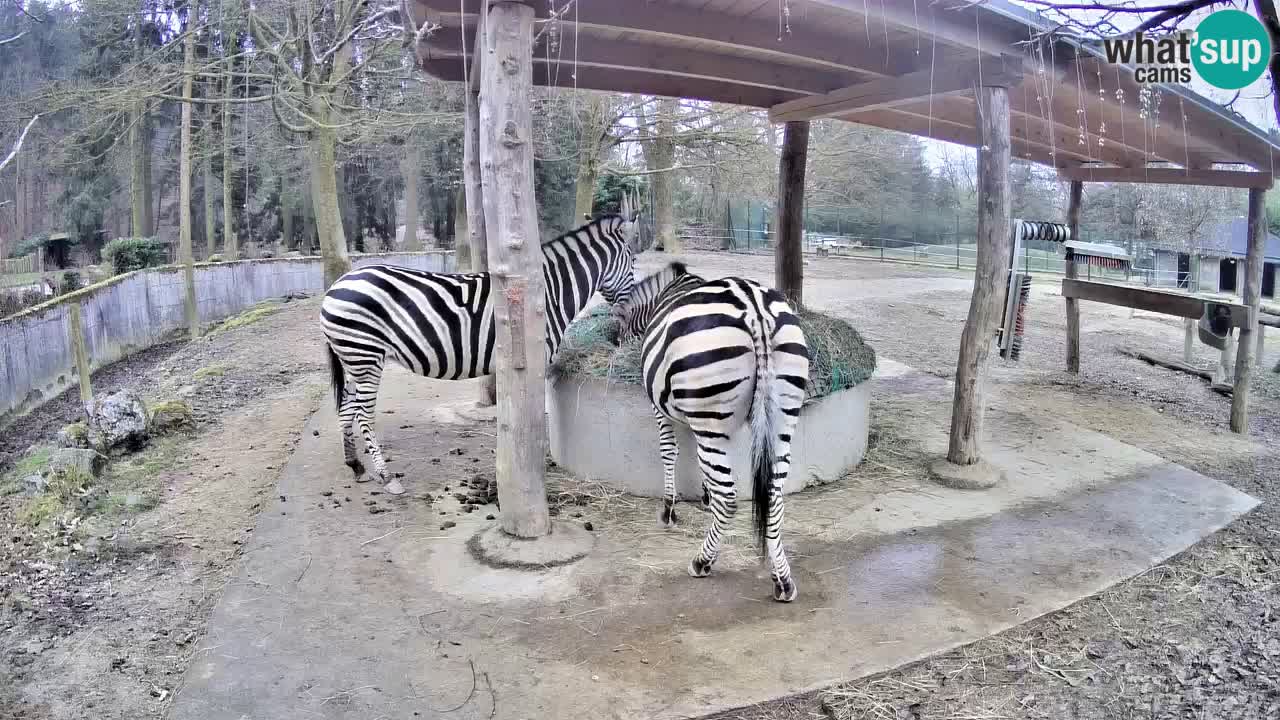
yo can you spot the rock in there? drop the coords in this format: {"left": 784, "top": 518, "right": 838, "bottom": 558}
{"left": 56, "top": 422, "right": 91, "bottom": 449}
{"left": 88, "top": 390, "right": 149, "bottom": 452}
{"left": 49, "top": 448, "right": 106, "bottom": 480}
{"left": 21, "top": 474, "right": 47, "bottom": 494}
{"left": 149, "top": 399, "right": 195, "bottom": 434}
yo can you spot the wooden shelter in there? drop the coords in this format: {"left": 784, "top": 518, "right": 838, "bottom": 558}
{"left": 407, "top": 0, "right": 1278, "bottom": 534}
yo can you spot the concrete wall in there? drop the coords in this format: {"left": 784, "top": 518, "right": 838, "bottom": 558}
{"left": 0, "top": 252, "right": 454, "bottom": 422}
{"left": 548, "top": 375, "right": 871, "bottom": 500}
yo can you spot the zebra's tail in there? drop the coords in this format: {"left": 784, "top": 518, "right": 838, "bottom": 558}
{"left": 327, "top": 343, "right": 345, "bottom": 411}
{"left": 748, "top": 310, "right": 778, "bottom": 557}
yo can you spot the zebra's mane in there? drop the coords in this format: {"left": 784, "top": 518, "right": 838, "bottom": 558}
{"left": 633, "top": 261, "right": 690, "bottom": 299}
{"left": 542, "top": 214, "right": 624, "bottom": 247}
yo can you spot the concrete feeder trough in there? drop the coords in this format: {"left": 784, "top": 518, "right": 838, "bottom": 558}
{"left": 548, "top": 375, "right": 872, "bottom": 499}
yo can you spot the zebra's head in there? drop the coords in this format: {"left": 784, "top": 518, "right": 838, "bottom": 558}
{"left": 608, "top": 261, "right": 689, "bottom": 345}
{"left": 592, "top": 211, "right": 644, "bottom": 307}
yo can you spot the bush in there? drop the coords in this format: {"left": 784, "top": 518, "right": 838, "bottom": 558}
{"left": 0, "top": 288, "right": 46, "bottom": 319}
{"left": 102, "top": 237, "right": 166, "bottom": 274}
{"left": 60, "top": 270, "right": 81, "bottom": 293}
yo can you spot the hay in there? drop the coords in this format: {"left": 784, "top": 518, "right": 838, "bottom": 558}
{"left": 550, "top": 307, "right": 877, "bottom": 403}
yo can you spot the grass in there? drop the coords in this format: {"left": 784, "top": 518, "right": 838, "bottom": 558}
{"left": 1, "top": 446, "right": 54, "bottom": 496}
{"left": 193, "top": 363, "right": 231, "bottom": 380}
{"left": 17, "top": 466, "right": 93, "bottom": 527}
{"left": 210, "top": 302, "right": 279, "bottom": 335}
{"left": 92, "top": 435, "right": 183, "bottom": 516}
{"left": 0, "top": 271, "right": 42, "bottom": 288}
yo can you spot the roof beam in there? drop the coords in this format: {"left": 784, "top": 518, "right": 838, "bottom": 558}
{"left": 412, "top": 0, "right": 929, "bottom": 78}
{"left": 1058, "top": 166, "right": 1275, "bottom": 189}
{"left": 770, "top": 55, "right": 1021, "bottom": 123}
{"left": 423, "top": 27, "right": 851, "bottom": 98}
{"left": 845, "top": 107, "right": 1096, "bottom": 168}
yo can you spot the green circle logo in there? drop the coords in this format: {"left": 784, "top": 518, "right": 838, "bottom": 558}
{"left": 1192, "top": 10, "right": 1271, "bottom": 90}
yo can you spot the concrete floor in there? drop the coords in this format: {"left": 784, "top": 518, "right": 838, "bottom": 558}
{"left": 169, "top": 361, "right": 1257, "bottom": 720}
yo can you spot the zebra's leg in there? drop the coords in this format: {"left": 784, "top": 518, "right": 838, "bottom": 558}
{"left": 765, "top": 403, "right": 804, "bottom": 603}
{"left": 347, "top": 359, "right": 402, "bottom": 495}
{"left": 688, "top": 437, "right": 737, "bottom": 578}
{"left": 338, "top": 383, "right": 365, "bottom": 476}
{"left": 654, "top": 410, "right": 680, "bottom": 528}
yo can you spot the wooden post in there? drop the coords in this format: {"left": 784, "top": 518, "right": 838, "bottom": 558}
{"left": 946, "top": 84, "right": 1012, "bottom": 467}
{"left": 1064, "top": 180, "right": 1083, "bottom": 373}
{"left": 1257, "top": 325, "right": 1266, "bottom": 367}
{"left": 479, "top": 1, "right": 550, "bottom": 538}
{"left": 1183, "top": 317, "right": 1195, "bottom": 363}
{"left": 774, "top": 120, "right": 809, "bottom": 308}
{"left": 1230, "top": 188, "right": 1267, "bottom": 433}
{"left": 67, "top": 304, "right": 93, "bottom": 410}
{"left": 464, "top": 11, "right": 496, "bottom": 406}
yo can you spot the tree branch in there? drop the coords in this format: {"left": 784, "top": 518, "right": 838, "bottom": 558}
{"left": 0, "top": 114, "right": 39, "bottom": 173}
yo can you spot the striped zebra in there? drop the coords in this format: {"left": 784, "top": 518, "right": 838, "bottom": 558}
{"left": 321, "top": 214, "right": 642, "bottom": 496}
{"left": 610, "top": 262, "right": 810, "bottom": 602}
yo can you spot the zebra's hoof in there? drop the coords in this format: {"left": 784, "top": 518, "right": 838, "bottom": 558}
{"left": 346, "top": 459, "right": 366, "bottom": 476}
{"left": 354, "top": 473, "right": 374, "bottom": 484}
{"left": 385, "top": 479, "right": 406, "bottom": 495}
{"left": 772, "top": 579, "right": 798, "bottom": 603}
{"left": 659, "top": 503, "right": 678, "bottom": 528}
{"left": 688, "top": 557, "right": 712, "bottom": 578}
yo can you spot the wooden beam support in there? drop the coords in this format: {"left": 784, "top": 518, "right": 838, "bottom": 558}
{"left": 479, "top": 0, "right": 550, "bottom": 538}
{"left": 1058, "top": 166, "right": 1275, "bottom": 190}
{"left": 1064, "top": 180, "right": 1083, "bottom": 373}
{"left": 947, "top": 83, "right": 1012, "bottom": 467}
{"left": 422, "top": 55, "right": 805, "bottom": 110}
{"left": 769, "top": 55, "right": 1021, "bottom": 123}
{"left": 1231, "top": 188, "right": 1267, "bottom": 433}
{"left": 774, "top": 120, "right": 809, "bottom": 308}
{"left": 1061, "top": 279, "right": 1250, "bottom": 326}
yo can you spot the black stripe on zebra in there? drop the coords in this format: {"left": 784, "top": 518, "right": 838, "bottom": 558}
{"left": 321, "top": 214, "right": 642, "bottom": 495}
{"left": 610, "top": 261, "right": 810, "bottom": 603}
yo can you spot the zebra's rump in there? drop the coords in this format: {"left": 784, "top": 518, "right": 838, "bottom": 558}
{"left": 641, "top": 277, "right": 808, "bottom": 425}
{"left": 321, "top": 264, "right": 496, "bottom": 380}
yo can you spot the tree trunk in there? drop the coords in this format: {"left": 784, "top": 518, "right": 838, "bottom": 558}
{"left": 462, "top": 24, "right": 496, "bottom": 405}
{"left": 401, "top": 145, "right": 422, "bottom": 250}
{"left": 480, "top": 1, "right": 550, "bottom": 539}
{"left": 130, "top": 102, "right": 153, "bottom": 237}
{"left": 1064, "top": 180, "right": 1083, "bottom": 373}
{"left": 1231, "top": 188, "right": 1267, "bottom": 433}
{"left": 645, "top": 98, "right": 679, "bottom": 253}
{"left": 947, "top": 85, "right": 1012, "bottom": 467}
{"left": 179, "top": 26, "right": 199, "bottom": 340}
{"left": 774, "top": 120, "right": 809, "bottom": 308}
{"left": 281, "top": 196, "right": 294, "bottom": 250}
{"left": 309, "top": 117, "right": 351, "bottom": 287}
{"left": 574, "top": 96, "right": 608, "bottom": 220}
{"left": 221, "top": 72, "right": 238, "bottom": 259}
{"left": 455, "top": 184, "right": 471, "bottom": 268}
{"left": 203, "top": 102, "right": 217, "bottom": 258}
{"left": 301, "top": 186, "right": 316, "bottom": 253}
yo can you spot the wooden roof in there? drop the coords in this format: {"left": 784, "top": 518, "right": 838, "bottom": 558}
{"left": 408, "top": 0, "right": 1279, "bottom": 179}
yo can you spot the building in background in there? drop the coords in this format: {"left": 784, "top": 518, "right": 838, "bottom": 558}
{"left": 1151, "top": 218, "right": 1279, "bottom": 298}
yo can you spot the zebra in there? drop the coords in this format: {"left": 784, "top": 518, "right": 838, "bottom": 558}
{"left": 609, "top": 261, "right": 810, "bottom": 602}
{"left": 321, "top": 214, "right": 642, "bottom": 496}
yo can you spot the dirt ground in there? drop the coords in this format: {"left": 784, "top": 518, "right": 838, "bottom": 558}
{"left": 1, "top": 251, "right": 1277, "bottom": 720}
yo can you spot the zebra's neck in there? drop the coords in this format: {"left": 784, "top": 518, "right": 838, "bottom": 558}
{"left": 540, "top": 223, "right": 623, "bottom": 358}
{"left": 624, "top": 269, "right": 704, "bottom": 338}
